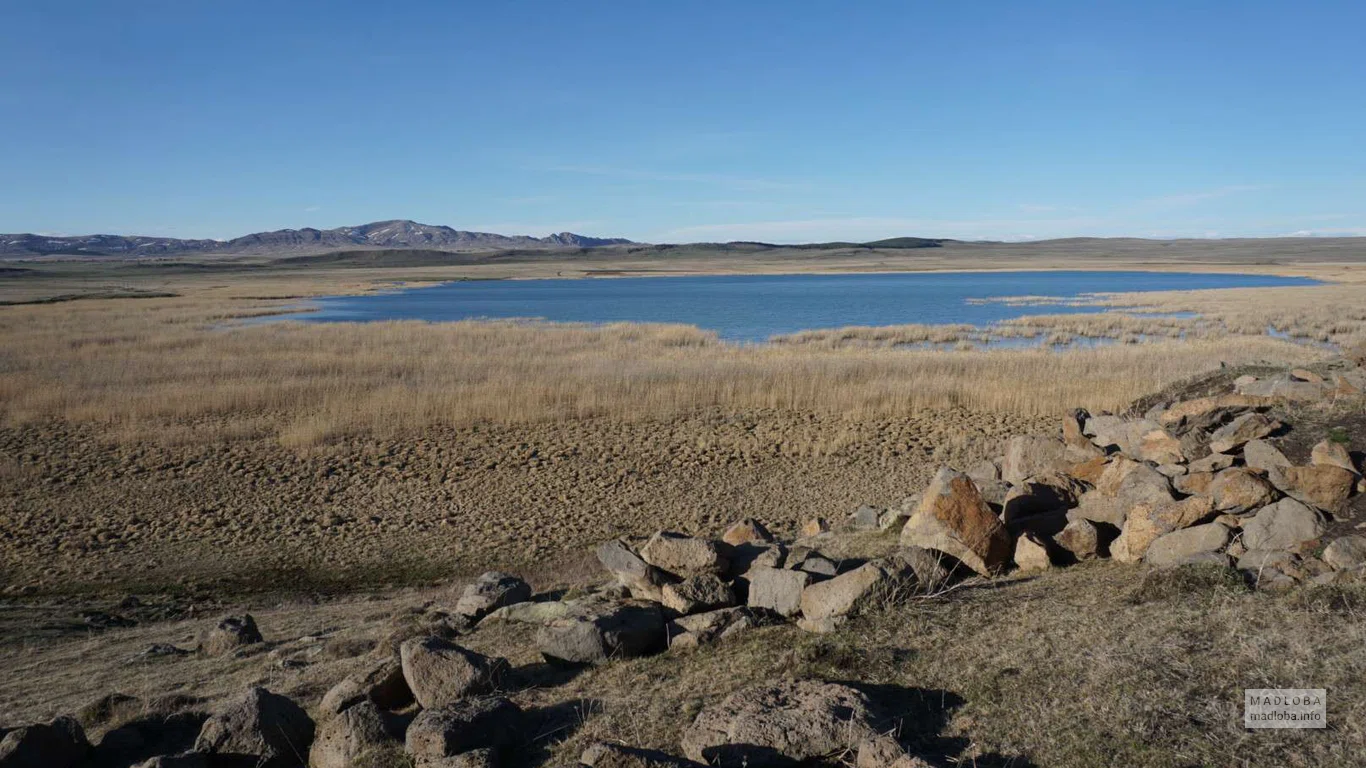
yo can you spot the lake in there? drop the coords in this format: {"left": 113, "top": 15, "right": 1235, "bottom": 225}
{"left": 290, "top": 271, "right": 1318, "bottom": 342}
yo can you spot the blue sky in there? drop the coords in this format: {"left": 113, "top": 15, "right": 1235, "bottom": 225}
{"left": 3, "top": 1, "right": 1364, "bottom": 243}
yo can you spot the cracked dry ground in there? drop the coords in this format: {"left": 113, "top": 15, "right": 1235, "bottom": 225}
{"left": 0, "top": 407, "right": 1051, "bottom": 595}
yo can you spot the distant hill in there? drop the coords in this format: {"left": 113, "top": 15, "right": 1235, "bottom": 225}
{"left": 0, "top": 220, "right": 636, "bottom": 258}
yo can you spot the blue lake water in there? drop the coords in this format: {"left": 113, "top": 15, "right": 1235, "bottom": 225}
{"left": 292, "top": 271, "right": 1318, "bottom": 342}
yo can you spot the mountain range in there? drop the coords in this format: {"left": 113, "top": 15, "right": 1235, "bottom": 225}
{"left": 0, "top": 220, "right": 636, "bottom": 257}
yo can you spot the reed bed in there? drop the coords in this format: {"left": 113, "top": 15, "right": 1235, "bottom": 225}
{"left": 0, "top": 293, "right": 1330, "bottom": 448}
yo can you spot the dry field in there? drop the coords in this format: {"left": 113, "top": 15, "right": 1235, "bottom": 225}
{"left": 0, "top": 251, "right": 1364, "bottom": 596}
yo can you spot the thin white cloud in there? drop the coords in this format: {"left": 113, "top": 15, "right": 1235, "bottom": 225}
{"left": 1138, "top": 184, "right": 1267, "bottom": 209}
{"left": 654, "top": 215, "right": 1106, "bottom": 243}
{"left": 1283, "top": 227, "right": 1366, "bottom": 237}
{"left": 304, "top": 205, "right": 322, "bottom": 212}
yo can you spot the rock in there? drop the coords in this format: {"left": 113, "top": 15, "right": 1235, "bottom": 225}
{"left": 308, "top": 700, "right": 394, "bottom": 768}
{"left": 729, "top": 542, "right": 787, "bottom": 580}
{"left": 796, "top": 554, "right": 839, "bottom": 578}
{"left": 1243, "top": 439, "right": 1292, "bottom": 472}
{"left": 400, "top": 637, "right": 508, "bottom": 709}
{"left": 433, "top": 747, "right": 499, "bottom": 768}
{"left": 1291, "top": 368, "right": 1324, "bottom": 383}
{"left": 900, "top": 467, "right": 1012, "bottom": 576}
{"left": 479, "top": 600, "right": 577, "bottom": 626}
{"left": 893, "top": 546, "right": 953, "bottom": 592}
{"left": 799, "top": 562, "right": 903, "bottom": 621}
{"left": 1312, "top": 440, "right": 1358, "bottom": 474}
{"left": 200, "top": 615, "right": 263, "bottom": 656}
{"left": 1323, "top": 536, "right": 1366, "bottom": 570}
{"left": 848, "top": 505, "right": 883, "bottom": 531}
{"left": 1242, "top": 498, "right": 1328, "bottom": 552}
{"left": 661, "top": 575, "right": 737, "bottom": 615}
{"left": 798, "top": 518, "right": 830, "bottom": 538}
{"left": 745, "top": 566, "right": 810, "bottom": 617}
{"left": 404, "top": 697, "right": 521, "bottom": 762}
{"left": 1144, "top": 523, "right": 1230, "bottom": 567}
{"left": 1056, "top": 518, "right": 1101, "bottom": 560}
{"left": 1237, "top": 549, "right": 1298, "bottom": 572}
{"left": 193, "top": 687, "right": 314, "bottom": 768}
{"left": 1012, "top": 533, "right": 1052, "bottom": 571}
{"left": 721, "top": 519, "right": 773, "bottom": 546}
{"left": 1207, "top": 468, "right": 1279, "bottom": 514}
{"left": 1138, "top": 427, "right": 1186, "bottom": 465}
{"left": 1236, "top": 374, "right": 1331, "bottom": 402}
{"left": 877, "top": 508, "right": 910, "bottom": 532}
{"left": 1155, "top": 463, "right": 1187, "bottom": 478}
{"left": 1071, "top": 458, "right": 1173, "bottom": 526}
{"left": 965, "top": 459, "right": 1000, "bottom": 486}
{"left": 667, "top": 607, "right": 757, "bottom": 648}
{"left": 1267, "top": 464, "right": 1356, "bottom": 511}
{"left": 1208, "top": 413, "right": 1281, "bottom": 454}
{"left": 1333, "top": 370, "right": 1366, "bottom": 396}
{"left": 1000, "top": 473, "right": 1084, "bottom": 535}
{"left": 454, "top": 572, "right": 532, "bottom": 620}
{"left": 580, "top": 742, "right": 705, "bottom": 768}
{"left": 596, "top": 539, "right": 668, "bottom": 600}
{"left": 1188, "top": 453, "right": 1235, "bottom": 474}
{"left": 1157, "top": 395, "right": 1273, "bottom": 429}
{"left": 681, "top": 681, "right": 877, "bottom": 768}
{"left": 0, "top": 716, "right": 88, "bottom": 768}
{"left": 536, "top": 601, "right": 665, "bottom": 664}
{"left": 1001, "top": 435, "right": 1070, "bottom": 484}
{"left": 320, "top": 657, "right": 414, "bottom": 715}
{"left": 1111, "top": 496, "right": 1216, "bottom": 564}
{"left": 641, "top": 532, "right": 729, "bottom": 577}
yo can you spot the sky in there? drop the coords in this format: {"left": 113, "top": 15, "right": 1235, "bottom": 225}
{"left": 3, "top": 1, "right": 1365, "bottom": 243}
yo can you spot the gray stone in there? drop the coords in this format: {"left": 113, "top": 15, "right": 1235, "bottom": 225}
{"left": 1236, "top": 549, "right": 1298, "bottom": 572}
{"left": 404, "top": 697, "right": 521, "bottom": 762}
{"left": 1144, "top": 523, "right": 1230, "bottom": 567}
{"left": 1208, "top": 413, "right": 1280, "bottom": 454}
{"left": 1241, "top": 498, "right": 1327, "bottom": 552}
{"left": 320, "top": 657, "right": 413, "bottom": 715}
{"left": 1243, "top": 439, "right": 1291, "bottom": 472}
{"left": 1323, "top": 536, "right": 1366, "bottom": 570}
{"left": 1071, "top": 458, "right": 1174, "bottom": 527}
{"left": 400, "top": 636, "right": 508, "bottom": 709}
{"left": 640, "top": 531, "right": 729, "bottom": 577}
{"left": 900, "top": 467, "right": 1013, "bottom": 576}
{"left": 535, "top": 601, "right": 665, "bottom": 664}
{"left": 308, "top": 700, "right": 394, "bottom": 768}
{"left": 0, "top": 716, "right": 88, "bottom": 768}
{"left": 681, "top": 681, "right": 878, "bottom": 767}
{"left": 745, "top": 566, "right": 809, "bottom": 617}
{"left": 200, "top": 614, "right": 263, "bottom": 656}
{"left": 454, "top": 572, "right": 532, "bottom": 620}
{"left": 1188, "top": 453, "right": 1235, "bottom": 473}
{"left": 193, "top": 687, "right": 314, "bottom": 768}
{"left": 595, "top": 539, "right": 667, "bottom": 601}
{"left": 661, "top": 575, "right": 736, "bottom": 615}
{"left": 1056, "top": 518, "right": 1101, "bottom": 560}
{"left": 799, "top": 562, "right": 903, "bottom": 621}
{"left": 1001, "top": 435, "right": 1070, "bottom": 484}
{"left": 1268, "top": 464, "right": 1356, "bottom": 511}
{"left": 849, "top": 505, "right": 883, "bottom": 530}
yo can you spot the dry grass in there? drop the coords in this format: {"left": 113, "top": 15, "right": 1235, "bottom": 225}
{"left": 0, "top": 292, "right": 1331, "bottom": 448}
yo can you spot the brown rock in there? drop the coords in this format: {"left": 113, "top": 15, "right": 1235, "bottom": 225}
{"left": 640, "top": 531, "right": 729, "bottom": 577}
{"left": 1291, "top": 368, "right": 1324, "bottom": 383}
{"left": 1071, "top": 458, "right": 1173, "bottom": 526}
{"left": 1056, "top": 518, "right": 1100, "bottom": 560}
{"left": 1144, "top": 523, "right": 1231, "bottom": 567}
{"left": 1157, "top": 395, "right": 1274, "bottom": 429}
{"left": 1068, "top": 456, "right": 1110, "bottom": 484}
{"left": 900, "top": 467, "right": 1013, "bottom": 576}
{"left": 1138, "top": 428, "right": 1186, "bottom": 465}
{"left": 1243, "top": 439, "right": 1292, "bottom": 472}
{"left": 1207, "top": 468, "right": 1279, "bottom": 514}
{"left": 1188, "top": 453, "right": 1235, "bottom": 474}
{"left": 1001, "top": 435, "right": 1071, "bottom": 484}
{"left": 681, "top": 681, "right": 877, "bottom": 767}
{"left": 798, "top": 518, "right": 830, "bottom": 538}
{"left": 661, "top": 575, "right": 737, "bottom": 615}
{"left": 721, "top": 519, "right": 773, "bottom": 546}
{"left": 399, "top": 637, "right": 508, "bottom": 709}
{"left": 1174, "top": 471, "right": 1215, "bottom": 496}
{"left": 1012, "top": 533, "right": 1052, "bottom": 571}
{"left": 1311, "top": 440, "right": 1358, "bottom": 474}
{"left": 1111, "top": 496, "right": 1216, "bottom": 564}
{"left": 1242, "top": 498, "right": 1328, "bottom": 552}
{"left": 1208, "top": 413, "right": 1281, "bottom": 454}
{"left": 1267, "top": 464, "right": 1356, "bottom": 511}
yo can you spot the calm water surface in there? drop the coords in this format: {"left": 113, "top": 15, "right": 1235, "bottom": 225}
{"left": 294, "top": 271, "right": 1317, "bottom": 342}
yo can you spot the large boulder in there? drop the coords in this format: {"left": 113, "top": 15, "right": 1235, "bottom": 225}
{"left": 745, "top": 566, "right": 809, "bottom": 617}
{"left": 1144, "top": 523, "right": 1230, "bottom": 567}
{"left": 1111, "top": 496, "right": 1216, "bottom": 564}
{"left": 1267, "top": 464, "right": 1356, "bottom": 511}
{"left": 900, "top": 467, "right": 1012, "bottom": 576}
{"left": 400, "top": 637, "right": 508, "bottom": 709}
{"left": 1000, "top": 473, "right": 1085, "bottom": 535}
{"left": 308, "top": 700, "right": 395, "bottom": 768}
{"left": 404, "top": 697, "right": 522, "bottom": 763}
{"left": 1157, "top": 395, "right": 1273, "bottom": 430}
{"left": 1207, "top": 468, "right": 1279, "bottom": 514}
{"left": 661, "top": 575, "right": 737, "bottom": 615}
{"left": 1207, "top": 413, "right": 1280, "bottom": 454}
{"left": 0, "top": 716, "right": 88, "bottom": 768}
{"left": 320, "top": 657, "right": 414, "bottom": 715}
{"left": 1136, "top": 427, "right": 1186, "bottom": 465}
{"left": 596, "top": 539, "right": 668, "bottom": 601}
{"left": 454, "top": 572, "right": 532, "bottom": 620}
{"left": 200, "top": 615, "right": 263, "bottom": 656}
{"left": 1001, "top": 435, "right": 1077, "bottom": 484}
{"left": 536, "top": 601, "right": 665, "bottom": 665}
{"left": 193, "top": 687, "right": 314, "bottom": 768}
{"left": 1071, "top": 458, "right": 1173, "bottom": 527}
{"left": 681, "top": 681, "right": 878, "bottom": 768}
{"left": 1241, "top": 499, "right": 1328, "bottom": 552}
{"left": 640, "top": 532, "right": 729, "bottom": 577}
{"left": 799, "top": 562, "right": 904, "bottom": 621}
